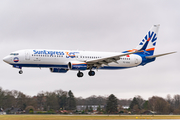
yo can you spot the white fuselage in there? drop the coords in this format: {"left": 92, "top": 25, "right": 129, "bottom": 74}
{"left": 3, "top": 49, "right": 142, "bottom": 70}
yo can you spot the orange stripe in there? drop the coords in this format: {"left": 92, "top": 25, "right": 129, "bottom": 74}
{"left": 127, "top": 49, "right": 138, "bottom": 52}
{"left": 72, "top": 63, "right": 87, "bottom": 65}
{"left": 146, "top": 48, "right": 155, "bottom": 51}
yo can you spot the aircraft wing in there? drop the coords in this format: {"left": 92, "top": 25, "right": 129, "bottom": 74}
{"left": 86, "top": 51, "right": 138, "bottom": 67}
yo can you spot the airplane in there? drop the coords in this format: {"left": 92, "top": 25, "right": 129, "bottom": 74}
{"left": 3, "top": 25, "right": 176, "bottom": 77}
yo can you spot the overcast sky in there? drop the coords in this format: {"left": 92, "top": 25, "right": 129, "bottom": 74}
{"left": 0, "top": 0, "right": 179, "bottom": 100}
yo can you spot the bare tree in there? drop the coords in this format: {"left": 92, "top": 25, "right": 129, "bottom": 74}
{"left": 45, "top": 92, "right": 59, "bottom": 111}
{"left": 173, "top": 95, "right": 180, "bottom": 109}
{"left": 118, "top": 99, "right": 132, "bottom": 106}
{"left": 148, "top": 96, "right": 170, "bottom": 114}
{"left": 36, "top": 91, "right": 46, "bottom": 111}
{"left": 16, "top": 92, "right": 28, "bottom": 110}
{"left": 135, "top": 95, "right": 144, "bottom": 109}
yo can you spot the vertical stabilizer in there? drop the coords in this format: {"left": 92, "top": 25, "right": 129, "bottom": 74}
{"left": 135, "top": 25, "right": 160, "bottom": 55}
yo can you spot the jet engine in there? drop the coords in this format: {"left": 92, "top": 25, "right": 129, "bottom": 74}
{"left": 68, "top": 61, "right": 87, "bottom": 70}
{"left": 50, "top": 68, "right": 68, "bottom": 73}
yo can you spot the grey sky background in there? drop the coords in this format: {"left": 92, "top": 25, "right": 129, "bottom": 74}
{"left": 0, "top": 0, "right": 179, "bottom": 100}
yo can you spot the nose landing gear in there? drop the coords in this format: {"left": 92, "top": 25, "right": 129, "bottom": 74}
{"left": 19, "top": 69, "right": 23, "bottom": 74}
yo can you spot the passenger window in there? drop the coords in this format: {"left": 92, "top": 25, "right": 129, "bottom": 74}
{"left": 10, "top": 53, "right": 19, "bottom": 56}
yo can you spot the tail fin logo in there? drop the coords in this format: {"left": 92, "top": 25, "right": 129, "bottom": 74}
{"left": 139, "top": 31, "right": 157, "bottom": 50}
{"left": 152, "top": 33, "right": 157, "bottom": 46}
{"left": 123, "top": 25, "right": 159, "bottom": 54}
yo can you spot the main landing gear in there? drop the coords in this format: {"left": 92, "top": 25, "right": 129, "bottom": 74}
{"left": 19, "top": 69, "right": 23, "bottom": 74}
{"left": 77, "top": 71, "right": 83, "bottom": 77}
{"left": 88, "top": 70, "right": 95, "bottom": 76}
{"left": 77, "top": 70, "right": 95, "bottom": 77}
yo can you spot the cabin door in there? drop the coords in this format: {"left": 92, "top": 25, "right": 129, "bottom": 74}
{"left": 135, "top": 56, "right": 138, "bottom": 64}
{"left": 25, "top": 51, "right": 30, "bottom": 60}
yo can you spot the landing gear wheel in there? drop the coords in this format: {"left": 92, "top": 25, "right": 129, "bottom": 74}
{"left": 19, "top": 70, "right": 23, "bottom": 74}
{"left": 77, "top": 71, "right": 83, "bottom": 77}
{"left": 88, "top": 71, "right": 95, "bottom": 76}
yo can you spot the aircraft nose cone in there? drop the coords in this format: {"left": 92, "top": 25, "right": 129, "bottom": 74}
{"left": 3, "top": 56, "right": 10, "bottom": 63}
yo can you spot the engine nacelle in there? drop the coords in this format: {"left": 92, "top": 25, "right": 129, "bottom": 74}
{"left": 50, "top": 68, "right": 68, "bottom": 73}
{"left": 68, "top": 61, "right": 87, "bottom": 70}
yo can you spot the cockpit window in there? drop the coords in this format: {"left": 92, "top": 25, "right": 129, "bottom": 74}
{"left": 10, "top": 53, "right": 19, "bottom": 56}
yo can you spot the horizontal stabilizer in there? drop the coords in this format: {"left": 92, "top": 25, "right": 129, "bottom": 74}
{"left": 145, "top": 52, "right": 176, "bottom": 59}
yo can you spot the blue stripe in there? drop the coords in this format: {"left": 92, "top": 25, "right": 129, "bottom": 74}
{"left": 10, "top": 64, "right": 68, "bottom": 68}
{"left": 11, "top": 63, "right": 132, "bottom": 70}
{"left": 99, "top": 66, "right": 131, "bottom": 70}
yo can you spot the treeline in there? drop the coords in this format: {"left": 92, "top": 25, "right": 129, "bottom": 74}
{"left": 0, "top": 87, "right": 76, "bottom": 113}
{"left": 129, "top": 95, "right": 180, "bottom": 114}
{"left": 76, "top": 95, "right": 131, "bottom": 106}
{"left": 1, "top": 87, "right": 180, "bottom": 114}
